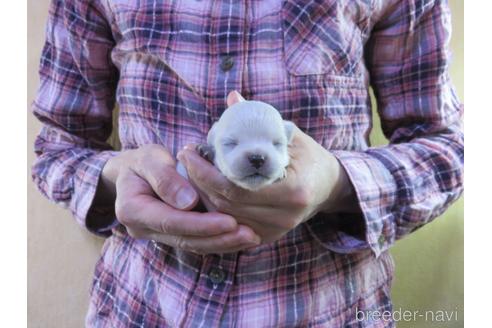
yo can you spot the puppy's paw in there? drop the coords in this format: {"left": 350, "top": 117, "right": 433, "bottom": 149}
{"left": 196, "top": 144, "right": 215, "bottom": 163}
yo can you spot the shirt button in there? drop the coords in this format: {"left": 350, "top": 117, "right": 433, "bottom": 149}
{"left": 209, "top": 267, "right": 226, "bottom": 284}
{"left": 220, "top": 56, "right": 234, "bottom": 72}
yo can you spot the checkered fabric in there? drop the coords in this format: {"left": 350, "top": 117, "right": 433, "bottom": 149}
{"left": 31, "top": 0, "right": 463, "bottom": 326}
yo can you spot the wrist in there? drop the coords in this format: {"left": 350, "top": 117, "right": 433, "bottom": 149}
{"left": 102, "top": 153, "right": 123, "bottom": 185}
{"left": 95, "top": 152, "right": 128, "bottom": 206}
{"left": 319, "top": 153, "right": 358, "bottom": 214}
{"left": 86, "top": 152, "right": 124, "bottom": 231}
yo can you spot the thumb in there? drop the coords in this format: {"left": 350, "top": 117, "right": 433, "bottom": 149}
{"left": 132, "top": 159, "right": 199, "bottom": 210}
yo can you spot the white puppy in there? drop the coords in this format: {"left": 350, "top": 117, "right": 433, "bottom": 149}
{"left": 179, "top": 94, "right": 295, "bottom": 191}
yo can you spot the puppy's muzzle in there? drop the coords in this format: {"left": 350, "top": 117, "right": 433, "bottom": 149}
{"left": 248, "top": 154, "right": 266, "bottom": 169}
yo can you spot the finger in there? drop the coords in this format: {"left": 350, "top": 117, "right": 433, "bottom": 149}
{"left": 178, "top": 148, "right": 253, "bottom": 203}
{"left": 183, "top": 143, "right": 199, "bottom": 151}
{"left": 178, "top": 148, "right": 291, "bottom": 206}
{"left": 116, "top": 170, "right": 237, "bottom": 236}
{"left": 129, "top": 196, "right": 238, "bottom": 236}
{"left": 149, "top": 225, "right": 261, "bottom": 254}
{"left": 197, "top": 187, "right": 284, "bottom": 218}
{"left": 226, "top": 90, "right": 245, "bottom": 107}
{"left": 193, "top": 187, "right": 218, "bottom": 212}
{"left": 177, "top": 147, "right": 232, "bottom": 195}
{"left": 116, "top": 167, "right": 155, "bottom": 198}
{"left": 132, "top": 147, "right": 199, "bottom": 210}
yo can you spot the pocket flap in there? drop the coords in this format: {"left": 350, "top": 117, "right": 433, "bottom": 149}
{"left": 281, "top": 0, "right": 366, "bottom": 77}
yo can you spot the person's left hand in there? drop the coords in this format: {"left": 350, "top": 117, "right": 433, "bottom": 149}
{"left": 177, "top": 126, "right": 357, "bottom": 244}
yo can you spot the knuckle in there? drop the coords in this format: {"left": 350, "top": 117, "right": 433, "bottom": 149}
{"left": 175, "top": 237, "right": 189, "bottom": 251}
{"left": 210, "top": 195, "right": 231, "bottom": 213}
{"left": 116, "top": 167, "right": 134, "bottom": 189}
{"left": 134, "top": 153, "right": 148, "bottom": 171}
{"left": 138, "top": 145, "right": 153, "bottom": 160}
{"left": 191, "top": 166, "right": 208, "bottom": 183}
{"left": 137, "top": 145, "right": 168, "bottom": 166}
{"left": 158, "top": 218, "right": 173, "bottom": 234}
{"left": 222, "top": 186, "right": 240, "bottom": 201}
{"left": 139, "top": 152, "right": 155, "bottom": 169}
{"left": 142, "top": 143, "right": 162, "bottom": 154}
{"left": 115, "top": 200, "right": 133, "bottom": 225}
{"left": 155, "top": 173, "right": 177, "bottom": 195}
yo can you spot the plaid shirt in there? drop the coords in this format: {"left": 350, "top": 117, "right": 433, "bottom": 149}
{"left": 32, "top": 0, "right": 463, "bottom": 327}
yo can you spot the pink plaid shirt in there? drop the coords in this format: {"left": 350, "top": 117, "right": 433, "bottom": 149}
{"left": 32, "top": 0, "right": 463, "bottom": 327}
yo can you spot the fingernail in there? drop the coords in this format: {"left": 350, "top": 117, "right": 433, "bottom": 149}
{"left": 253, "top": 235, "right": 261, "bottom": 245}
{"left": 249, "top": 235, "right": 261, "bottom": 245}
{"left": 176, "top": 187, "right": 196, "bottom": 209}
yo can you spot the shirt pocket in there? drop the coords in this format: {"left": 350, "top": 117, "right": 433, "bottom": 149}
{"left": 280, "top": 0, "right": 366, "bottom": 78}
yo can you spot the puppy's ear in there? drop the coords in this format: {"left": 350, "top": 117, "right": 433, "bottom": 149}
{"left": 284, "top": 120, "right": 296, "bottom": 143}
{"left": 227, "top": 90, "right": 245, "bottom": 107}
{"left": 207, "top": 122, "right": 218, "bottom": 145}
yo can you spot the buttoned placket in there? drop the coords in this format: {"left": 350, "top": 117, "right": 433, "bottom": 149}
{"left": 180, "top": 253, "right": 239, "bottom": 326}
{"left": 180, "top": 1, "right": 247, "bottom": 325}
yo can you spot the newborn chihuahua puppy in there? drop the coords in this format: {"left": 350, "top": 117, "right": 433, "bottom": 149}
{"left": 179, "top": 91, "right": 295, "bottom": 191}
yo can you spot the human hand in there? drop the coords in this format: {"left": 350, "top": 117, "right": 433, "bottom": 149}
{"left": 100, "top": 144, "right": 261, "bottom": 254}
{"left": 175, "top": 92, "right": 357, "bottom": 244}
{"left": 178, "top": 127, "right": 356, "bottom": 243}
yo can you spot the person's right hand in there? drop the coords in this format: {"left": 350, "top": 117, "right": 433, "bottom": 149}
{"left": 100, "top": 144, "right": 261, "bottom": 254}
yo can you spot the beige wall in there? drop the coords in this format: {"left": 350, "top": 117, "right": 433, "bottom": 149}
{"left": 27, "top": 1, "right": 464, "bottom": 327}
{"left": 27, "top": 2, "right": 105, "bottom": 327}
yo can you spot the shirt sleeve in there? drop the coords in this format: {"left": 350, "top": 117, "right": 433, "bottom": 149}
{"left": 31, "top": 0, "right": 119, "bottom": 236}
{"left": 306, "top": 0, "right": 463, "bottom": 257}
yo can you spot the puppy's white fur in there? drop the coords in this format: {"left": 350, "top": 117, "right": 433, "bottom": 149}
{"left": 207, "top": 100, "right": 295, "bottom": 190}
{"left": 177, "top": 98, "right": 295, "bottom": 190}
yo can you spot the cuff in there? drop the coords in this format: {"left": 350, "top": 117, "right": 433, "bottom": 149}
{"left": 71, "top": 150, "right": 119, "bottom": 236}
{"left": 322, "top": 149, "right": 399, "bottom": 257}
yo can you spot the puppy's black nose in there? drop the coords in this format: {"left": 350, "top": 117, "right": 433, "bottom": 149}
{"left": 248, "top": 154, "right": 266, "bottom": 169}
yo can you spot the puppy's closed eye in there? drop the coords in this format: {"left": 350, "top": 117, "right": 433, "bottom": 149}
{"left": 222, "top": 139, "right": 238, "bottom": 148}
{"left": 273, "top": 141, "right": 283, "bottom": 147}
